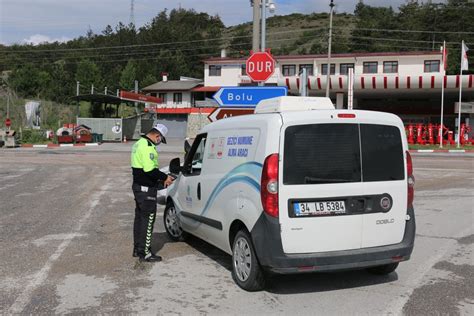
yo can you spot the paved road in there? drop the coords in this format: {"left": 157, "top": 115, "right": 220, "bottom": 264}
{"left": 0, "top": 144, "right": 472, "bottom": 315}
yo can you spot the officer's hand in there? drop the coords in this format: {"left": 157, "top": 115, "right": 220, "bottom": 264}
{"left": 164, "top": 175, "right": 174, "bottom": 187}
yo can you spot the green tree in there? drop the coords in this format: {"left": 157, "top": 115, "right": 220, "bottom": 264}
{"left": 120, "top": 60, "right": 137, "bottom": 90}
{"left": 141, "top": 74, "right": 158, "bottom": 88}
{"left": 75, "top": 60, "right": 102, "bottom": 92}
{"left": 9, "top": 64, "right": 41, "bottom": 98}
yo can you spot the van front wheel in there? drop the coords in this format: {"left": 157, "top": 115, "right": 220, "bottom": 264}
{"left": 164, "top": 202, "right": 187, "bottom": 241}
{"left": 367, "top": 262, "right": 399, "bottom": 275}
{"left": 232, "top": 230, "right": 265, "bottom": 291}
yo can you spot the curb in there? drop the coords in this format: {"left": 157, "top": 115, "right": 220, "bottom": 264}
{"left": 409, "top": 149, "right": 474, "bottom": 153}
{"left": 21, "top": 143, "right": 101, "bottom": 148}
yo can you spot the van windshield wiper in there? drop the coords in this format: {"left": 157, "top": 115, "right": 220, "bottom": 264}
{"left": 304, "top": 176, "right": 351, "bottom": 184}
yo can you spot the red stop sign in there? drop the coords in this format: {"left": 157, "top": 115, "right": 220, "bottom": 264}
{"left": 246, "top": 52, "right": 275, "bottom": 82}
{"left": 5, "top": 118, "right": 11, "bottom": 127}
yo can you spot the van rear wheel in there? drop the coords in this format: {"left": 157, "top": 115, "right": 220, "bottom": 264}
{"left": 367, "top": 262, "right": 399, "bottom": 275}
{"left": 164, "top": 202, "right": 187, "bottom": 241}
{"left": 231, "top": 230, "right": 265, "bottom": 291}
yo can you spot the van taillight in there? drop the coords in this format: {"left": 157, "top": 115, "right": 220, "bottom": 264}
{"left": 261, "top": 153, "right": 279, "bottom": 218}
{"left": 406, "top": 151, "right": 415, "bottom": 209}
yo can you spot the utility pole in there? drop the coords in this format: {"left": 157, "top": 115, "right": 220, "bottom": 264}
{"left": 325, "top": 0, "right": 335, "bottom": 98}
{"left": 252, "top": 0, "right": 261, "bottom": 53}
{"left": 130, "top": 0, "right": 135, "bottom": 26}
{"left": 134, "top": 80, "right": 139, "bottom": 115}
{"left": 259, "top": 0, "right": 266, "bottom": 87}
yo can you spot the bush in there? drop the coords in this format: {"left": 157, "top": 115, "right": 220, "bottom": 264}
{"left": 21, "top": 129, "right": 48, "bottom": 144}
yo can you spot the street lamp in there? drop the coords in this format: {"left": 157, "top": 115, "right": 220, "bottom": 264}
{"left": 258, "top": 0, "right": 276, "bottom": 86}
{"left": 325, "top": 0, "right": 335, "bottom": 98}
{"left": 250, "top": 0, "right": 276, "bottom": 52}
{"left": 261, "top": 0, "right": 276, "bottom": 52}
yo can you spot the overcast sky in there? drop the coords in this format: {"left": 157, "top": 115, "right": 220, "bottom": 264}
{"left": 0, "top": 0, "right": 418, "bottom": 45}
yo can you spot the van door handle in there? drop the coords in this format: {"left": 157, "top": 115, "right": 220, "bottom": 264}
{"left": 197, "top": 183, "right": 201, "bottom": 200}
{"left": 357, "top": 199, "right": 366, "bottom": 212}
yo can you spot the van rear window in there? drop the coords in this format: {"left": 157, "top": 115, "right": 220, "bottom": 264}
{"left": 361, "top": 124, "right": 404, "bottom": 181}
{"left": 283, "top": 123, "right": 403, "bottom": 185}
{"left": 283, "top": 124, "right": 361, "bottom": 185}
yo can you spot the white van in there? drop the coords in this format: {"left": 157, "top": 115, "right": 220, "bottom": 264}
{"left": 165, "top": 96, "right": 415, "bottom": 291}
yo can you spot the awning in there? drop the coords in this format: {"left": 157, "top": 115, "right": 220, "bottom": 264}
{"left": 191, "top": 86, "right": 221, "bottom": 92}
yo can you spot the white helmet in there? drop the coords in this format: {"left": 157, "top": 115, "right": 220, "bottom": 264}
{"left": 151, "top": 123, "right": 168, "bottom": 144}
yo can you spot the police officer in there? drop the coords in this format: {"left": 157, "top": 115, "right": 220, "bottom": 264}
{"left": 131, "top": 123, "right": 174, "bottom": 262}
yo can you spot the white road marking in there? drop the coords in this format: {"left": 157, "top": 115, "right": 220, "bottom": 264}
{"left": 8, "top": 181, "right": 110, "bottom": 314}
{"left": 32, "top": 233, "right": 87, "bottom": 247}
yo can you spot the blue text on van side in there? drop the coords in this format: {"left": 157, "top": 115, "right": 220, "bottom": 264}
{"left": 227, "top": 136, "right": 253, "bottom": 146}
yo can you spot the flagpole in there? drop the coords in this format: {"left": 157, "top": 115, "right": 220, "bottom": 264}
{"left": 439, "top": 41, "right": 446, "bottom": 148}
{"left": 457, "top": 40, "right": 464, "bottom": 148}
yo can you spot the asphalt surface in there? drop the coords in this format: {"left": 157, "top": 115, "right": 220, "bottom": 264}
{"left": 0, "top": 142, "right": 473, "bottom": 315}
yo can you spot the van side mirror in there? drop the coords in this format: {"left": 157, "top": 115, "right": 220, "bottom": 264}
{"left": 184, "top": 139, "right": 191, "bottom": 156}
{"left": 169, "top": 157, "right": 181, "bottom": 174}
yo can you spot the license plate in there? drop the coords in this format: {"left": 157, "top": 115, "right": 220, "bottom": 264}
{"left": 294, "top": 201, "right": 346, "bottom": 216}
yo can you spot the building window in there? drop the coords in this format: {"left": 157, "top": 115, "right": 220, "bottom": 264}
{"left": 282, "top": 64, "right": 296, "bottom": 76}
{"left": 209, "top": 65, "right": 221, "bottom": 76}
{"left": 241, "top": 64, "right": 246, "bottom": 76}
{"left": 158, "top": 93, "right": 167, "bottom": 103}
{"left": 340, "top": 63, "right": 355, "bottom": 75}
{"left": 321, "top": 63, "right": 336, "bottom": 75}
{"left": 173, "top": 93, "right": 182, "bottom": 104}
{"left": 363, "top": 62, "right": 378, "bottom": 74}
{"left": 383, "top": 61, "right": 398, "bottom": 73}
{"left": 158, "top": 93, "right": 166, "bottom": 103}
{"left": 424, "top": 60, "right": 440, "bottom": 73}
{"left": 299, "top": 64, "right": 314, "bottom": 76}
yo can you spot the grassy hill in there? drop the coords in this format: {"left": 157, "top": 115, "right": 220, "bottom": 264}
{"left": 224, "top": 12, "right": 356, "bottom": 56}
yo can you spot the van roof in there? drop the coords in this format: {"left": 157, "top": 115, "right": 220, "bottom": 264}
{"left": 255, "top": 96, "right": 335, "bottom": 114}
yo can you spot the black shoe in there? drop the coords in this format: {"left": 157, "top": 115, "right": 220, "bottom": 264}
{"left": 139, "top": 253, "right": 162, "bottom": 262}
{"left": 134, "top": 247, "right": 151, "bottom": 258}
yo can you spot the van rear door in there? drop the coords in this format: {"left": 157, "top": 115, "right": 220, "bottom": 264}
{"left": 358, "top": 124, "right": 406, "bottom": 248}
{"left": 279, "top": 122, "right": 365, "bottom": 253}
{"left": 278, "top": 114, "right": 407, "bottom": 254}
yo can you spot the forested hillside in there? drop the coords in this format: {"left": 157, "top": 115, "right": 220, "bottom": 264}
{"left": 0, "top": 0, "right": 473, "bottom": 104}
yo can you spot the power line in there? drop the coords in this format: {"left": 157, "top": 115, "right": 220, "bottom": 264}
{"left": 336, "top": 35, "right": 473, "bottom": 46}
{"left": 0, "top": 27, "right": 327, "bottom": 54}
{"left": 5, "top": 30, "right": 472, "bottom": 66}
{"left": 341, "top": 27, "right": 474, "bottom": 35}
{"left": 0, "top": 33, "right": 445, "bottom": 65}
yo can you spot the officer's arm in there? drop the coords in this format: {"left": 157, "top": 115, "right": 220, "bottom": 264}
{"left": 145, "top": 168, "right": 168, "bottom": 182}
{"left": 141, "top": 151, "right": 168, "bottom": 182}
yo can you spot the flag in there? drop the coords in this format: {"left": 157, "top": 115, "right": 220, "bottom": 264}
{"left": 442, "top": 44, "right": 448, "bottom": 71}
{"left": 461, "top": 41, "right": 469, "bottom": 71}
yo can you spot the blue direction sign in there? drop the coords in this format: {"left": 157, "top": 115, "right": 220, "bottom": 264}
{"left": 213, "top": 86, "right": 287, "bottom": 108}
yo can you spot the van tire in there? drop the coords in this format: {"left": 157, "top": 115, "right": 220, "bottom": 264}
{"left": 164, "top": 202, "right": 187, "bottom": 242}
{"left": 231, "top": 230, "right": 266, "bottom": 291}
{"left": 367, "top": 262, "right": 399, "bottom": 275}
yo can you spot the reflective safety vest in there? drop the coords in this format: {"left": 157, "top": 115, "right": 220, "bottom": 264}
{"left": 130, "top": 137, "right": 159, "bottom": 172}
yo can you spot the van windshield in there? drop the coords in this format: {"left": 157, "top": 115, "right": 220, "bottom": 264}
{"left": 283, "top": 123, "right": 403, "bottom": 185}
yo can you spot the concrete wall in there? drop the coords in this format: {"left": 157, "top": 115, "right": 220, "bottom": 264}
{"left": 186, "top": 113, "right": 210, "bottom": 138}
{"left": 77, "top": 117, "right": 123, "bottom": 141}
